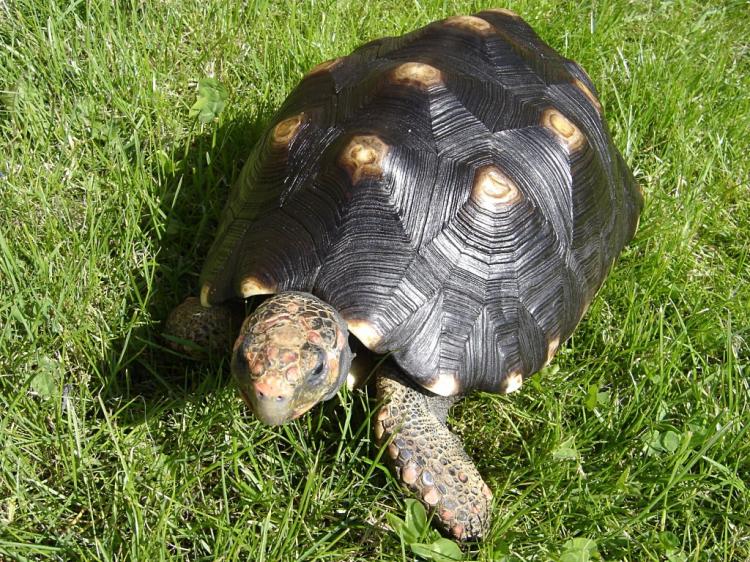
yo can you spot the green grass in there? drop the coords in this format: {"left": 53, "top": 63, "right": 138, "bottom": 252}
{"left": 1, "top": 0, "right": 748, "bottom": 560}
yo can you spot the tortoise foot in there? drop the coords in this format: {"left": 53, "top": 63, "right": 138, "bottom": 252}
{"left": 375, "top": 367, "right": 492, "bottom": 541}
{"left": 164, "top": 297, "right": 239, "bottom": 358}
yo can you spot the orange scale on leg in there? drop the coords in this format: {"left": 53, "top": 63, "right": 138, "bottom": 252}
{"left": 440, "top": 507, "right": 455, "bottom": 521}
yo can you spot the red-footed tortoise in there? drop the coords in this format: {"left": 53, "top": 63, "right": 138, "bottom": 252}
{"left": 166, "top": 9, "right": 642, "bottom": 540}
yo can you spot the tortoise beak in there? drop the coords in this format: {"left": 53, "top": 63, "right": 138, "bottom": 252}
{"left": 251, "top": 397, "right": 295, "bottom": 426}
{"left": 244, "top": 379, "right": 296, "bottom": 426}
{"left": 232, "top": 347, "right": 298, "bottom": 425}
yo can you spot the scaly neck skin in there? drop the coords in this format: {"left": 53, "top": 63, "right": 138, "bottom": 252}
{"left": 231, "top": 291, "right": 352, "bottom": 425}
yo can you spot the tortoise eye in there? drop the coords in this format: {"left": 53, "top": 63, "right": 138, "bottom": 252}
{"left": 310, "top": 348, "right": 327, "bottom": 380}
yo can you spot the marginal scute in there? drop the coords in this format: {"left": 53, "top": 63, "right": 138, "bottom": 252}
{"left": 572, "top": 79, "right": 602, "bottom": 112}
{"left": 338, "top": 134, "right": 389, "bottom": 184}
{"left": 425, "top": 372, "right": 459, "bottom": 396}
{"left": 546, "top": 336, "right": 560, "bottom": 365}
{"left": 240, "top": 276, "right": 277, "bottom": 298}
{"left": 542, "top": 108, "right": 586, "bottom": 151}
{"left": 347, "top": 318, "right": 383, "bottom": 349}
{"left": 199, "top": 283, "right": 212, "bottom": 307}
{"left": 501, "top": 371, "right": 523, "bottom": 394}
{"left": 304, "top": 57, "right": 343, "bottom": 77}
{"left": 470, "top": 165, "right": 522, "bottom": 210}
{"left": 390, "top": 62, "right": 443, "bottom": 89}
{"left": 271, "top": 113, "right": 305, "bottom": 148}
{"left": 347, "top": 353, "right": 373, "bottom": 390}
{"left": 443, "top": 15, "right": 494, "bottom": 34}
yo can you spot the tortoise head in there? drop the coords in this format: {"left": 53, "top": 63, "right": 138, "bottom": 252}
{"left": 232, "top": 292, "right": 352, "bottom": 425}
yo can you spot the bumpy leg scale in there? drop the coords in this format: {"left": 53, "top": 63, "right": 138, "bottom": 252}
{"left": 375, "top": 364, "right": 492, "bottom": 540}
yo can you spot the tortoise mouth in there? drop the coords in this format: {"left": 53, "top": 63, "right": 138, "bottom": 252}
{"left": 246, "top": 389, "right": 296, "bottom": 425}
{"left": 236, "top": 380, "right": 297, "bottom": 426}
{"left": 253, "top": 406, "right": 295, "bottom": 426}
{"left": 291, "top": 402, "right": 316, "bottom": 420}
{"left": 238, "top": 382, "right": 319, "bottom": 425}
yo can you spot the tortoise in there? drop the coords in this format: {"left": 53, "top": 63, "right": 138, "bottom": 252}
{"left": 166, "top": 9, "right": 642, "bottom": 540}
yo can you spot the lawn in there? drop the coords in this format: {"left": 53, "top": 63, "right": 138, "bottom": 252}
{"left": 1, "top": 0, "right": 748, "bottom": 560}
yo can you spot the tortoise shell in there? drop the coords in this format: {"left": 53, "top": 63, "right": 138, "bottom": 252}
{"left": 199, "top": 10, "right": 642, "bottom": 396}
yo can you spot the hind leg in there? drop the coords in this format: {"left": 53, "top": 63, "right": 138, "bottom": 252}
{"left": 374, "top": 363, "right": 492, "bottom": 540}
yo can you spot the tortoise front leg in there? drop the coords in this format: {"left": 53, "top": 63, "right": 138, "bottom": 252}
{"left": 374, "top": 363, "right": 492, "bottom": 540}
{"left": 164, "top": 297, "right": 241, "bottom": 357}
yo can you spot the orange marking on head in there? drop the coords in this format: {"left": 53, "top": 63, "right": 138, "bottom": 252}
{"left": 260, "top": 315, "right": 289, "bottom": 329}
{"left": 307, "top": 330, "right": 323, "bottom": 345}
{"left": 280, "top": 351, "right": 299, "bottom": 363}
{"left": 253, "top": 376, "right": 291, "bottom": 398}
{"left": 336, "top": 326, "right": 347, "bottom": 350}
{"left": 250, "top": 359, "right": 264, "bottom": 376}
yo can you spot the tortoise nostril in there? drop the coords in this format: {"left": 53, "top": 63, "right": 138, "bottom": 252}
{"left": 252, "top": 380, "right": 288, "bottom": 402}
{"left": 255, "top": 389, "right": 287, "bottom": 402}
